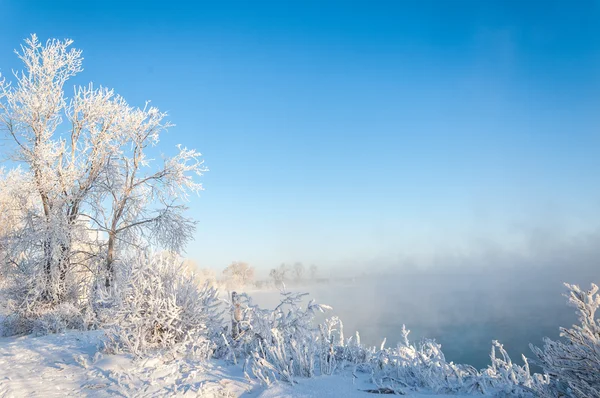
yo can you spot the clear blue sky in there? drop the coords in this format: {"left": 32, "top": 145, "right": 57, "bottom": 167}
{"left": 2, "top": 1, "right": 600, "bottom": 273}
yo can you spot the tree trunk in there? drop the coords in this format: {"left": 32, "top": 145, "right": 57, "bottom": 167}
{"left": 57, "top": 242, "right": 70, "bottom": 300}
{"left": 231, "top": 291, "right": 242, "bottom": 340}
{"left": 105, "top": 231, "right": 116, "bottom": 287}
{"left": 42, "top": 238, "right": 53, "bottom": 300}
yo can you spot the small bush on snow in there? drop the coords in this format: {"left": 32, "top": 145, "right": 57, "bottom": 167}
{"left": 217, "top": 289, "right": 330, "bottom": 384}
{"left": 322, "top": 322, "right": 547, "bottom": 396}
{"left": 31, "top": 302, "right": 88, "bottom": 336}
{"left": 1, "top": 259, "right": 91, "bottom": 336}
{"left": 103, "top": 252, "right": 223, "bottom": 358}
{"left": 2, "top": 302, "right": 89, "bottom": 337}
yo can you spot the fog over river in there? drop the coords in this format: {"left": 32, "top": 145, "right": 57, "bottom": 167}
{"left": 247, "top": 233, "right": 600, "bottom": 370}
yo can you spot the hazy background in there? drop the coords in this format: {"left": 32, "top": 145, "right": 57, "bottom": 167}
{"left": 251, "top": 228, "right": 600, "bottom": 369}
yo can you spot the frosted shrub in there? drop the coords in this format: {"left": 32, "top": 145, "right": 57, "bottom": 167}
{"left": 219, "top": 290, "right": 330, "bottom": 384}
{"left": 31, "top": 302, "right": 87, "bottom": 336}
{"left": 483, "top": 341, "right": 551, "bottom": 397}
{"left": 530, "top": 283, "right": 600, "bottom": 398}
{"left": 351, "top": 326, "right": 489, "bottom": 395}
{"left": 319, "top": 321, "right": 544, "bottom": 396}
{"left": 319, "top": 316, "right": 362, "bottom": 375}
{"left": 2, "top": 301, "right": 88, "bottom": 337}
{"left": 219, "top": 290, "right": 546, "bottom": 394}
{"left": 104, "top": 252, "right": 222, "bottom": 358}
{"left": 1, "top": 257, "right": 90, "bottom": 336}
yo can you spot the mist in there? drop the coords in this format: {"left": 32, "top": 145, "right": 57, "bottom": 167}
{"left": 249, "top": 227, "right": 600, "bottom": 369}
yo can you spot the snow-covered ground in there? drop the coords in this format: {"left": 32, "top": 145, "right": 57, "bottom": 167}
{"left": 0, "top": 330, "right": 472, "bottom": 398}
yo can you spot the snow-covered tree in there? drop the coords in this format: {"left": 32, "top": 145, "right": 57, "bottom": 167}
{"left": 269, "top": 263, "right": 291, "bottom": 286}
{"left": 0, "top": 35, "right": 205, "bottom": 304}
{"left": 309, "top": 264, "right": 318, "bottom": 281}
{"left": 0, "top": 168, "right": 29, "bottom": 276}
{"left": 85, "top": 109, "right": 205, "bottom": 287}
{"left": 195, "top": 267, "right": 218, "bottom": 287}
{"left": 178, "top": 258, "right": 217, "bottom": 287}
{"left": 222, "top": 261, "right": 255, "bottom": 289}
{"left": 0, "top": 36, "right": 90, "bottom": 300}
{"left": 269, "top": 268, "right": 284, "bottom": 286}
{"left": 293, "top": 262, "right": 305, "bottom": 283}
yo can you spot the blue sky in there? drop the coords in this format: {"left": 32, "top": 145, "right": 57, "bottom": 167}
{"left": 2, "top": 1, "right": 600, "bottom": 273}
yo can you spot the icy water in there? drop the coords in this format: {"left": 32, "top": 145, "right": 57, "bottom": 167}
{"left": 246, "top": 268, "right": 595, "bottom": 370}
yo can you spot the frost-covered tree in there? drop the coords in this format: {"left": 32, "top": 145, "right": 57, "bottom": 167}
{"left": 0, "top": 35, "right": 205, "bottom": 302}
{"left": 179, "top": 258, "right": 217, "bottom": 287}
{"left": 0, "top": 169, "right": 21, "bottom": 275}
{"left": 309, "top": 264, "right": 318, "bottom": 281}
{"left": 0, "top": 36, "right": 91, "bottom": 300}
{"left": 293, "top": 262, "right": 305, "bottom": 283}
{"left": 86, "top": 109, "right": 205, "bottom": 287}
{"left": 196, "top": 267, "right": 218, "bottom": 287}
{"left": 222, "top": 261, "right": 255, "bottom": 289}
{"left": 0, "top": 168, "right": 40, "bottom": 274}
{"left": 269, "top": 263, "right": 291, "bottom": 286}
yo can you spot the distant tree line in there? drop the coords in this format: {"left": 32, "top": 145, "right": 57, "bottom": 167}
{"left": 186, "top": 260, "right": 321, "bottom": 290}
{"left": 268, "top": 262, "right": 318, "bottom": 286}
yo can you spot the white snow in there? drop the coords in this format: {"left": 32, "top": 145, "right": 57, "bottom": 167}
{"left": 0, "top": 330, "right": 473, "bottom": 397}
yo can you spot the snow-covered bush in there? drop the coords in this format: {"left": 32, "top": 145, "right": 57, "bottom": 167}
{"left": 223, "top": 282, "right": 600, "bottom": 396}
{"left": 217, "top": 289, "right": 548, "bottom": 395}
{"left": 31, "top": 302, "right": 88, "bottom": 336}
{"left": 319, "top": 316, "right": 358, "bottom": 375}
{"left": 483, "top": 340, "right": 551, "bottom": 397}
{"left": 103, "top": 252, "right": 223, "bottom": 359}
{"left": 1, "top": 299, "right": 90, "bottom": 337}
{"left": 0, "top": 253, "right": 93, "bottom": 336}
{"left": 333, "top": 324, "right": 544, "bottom": 396}
{"left": 217, "top": 289, "right": 330, "bottom": 384}
{"left": 530, "top": 283, "right": 600, "bottom": 398}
